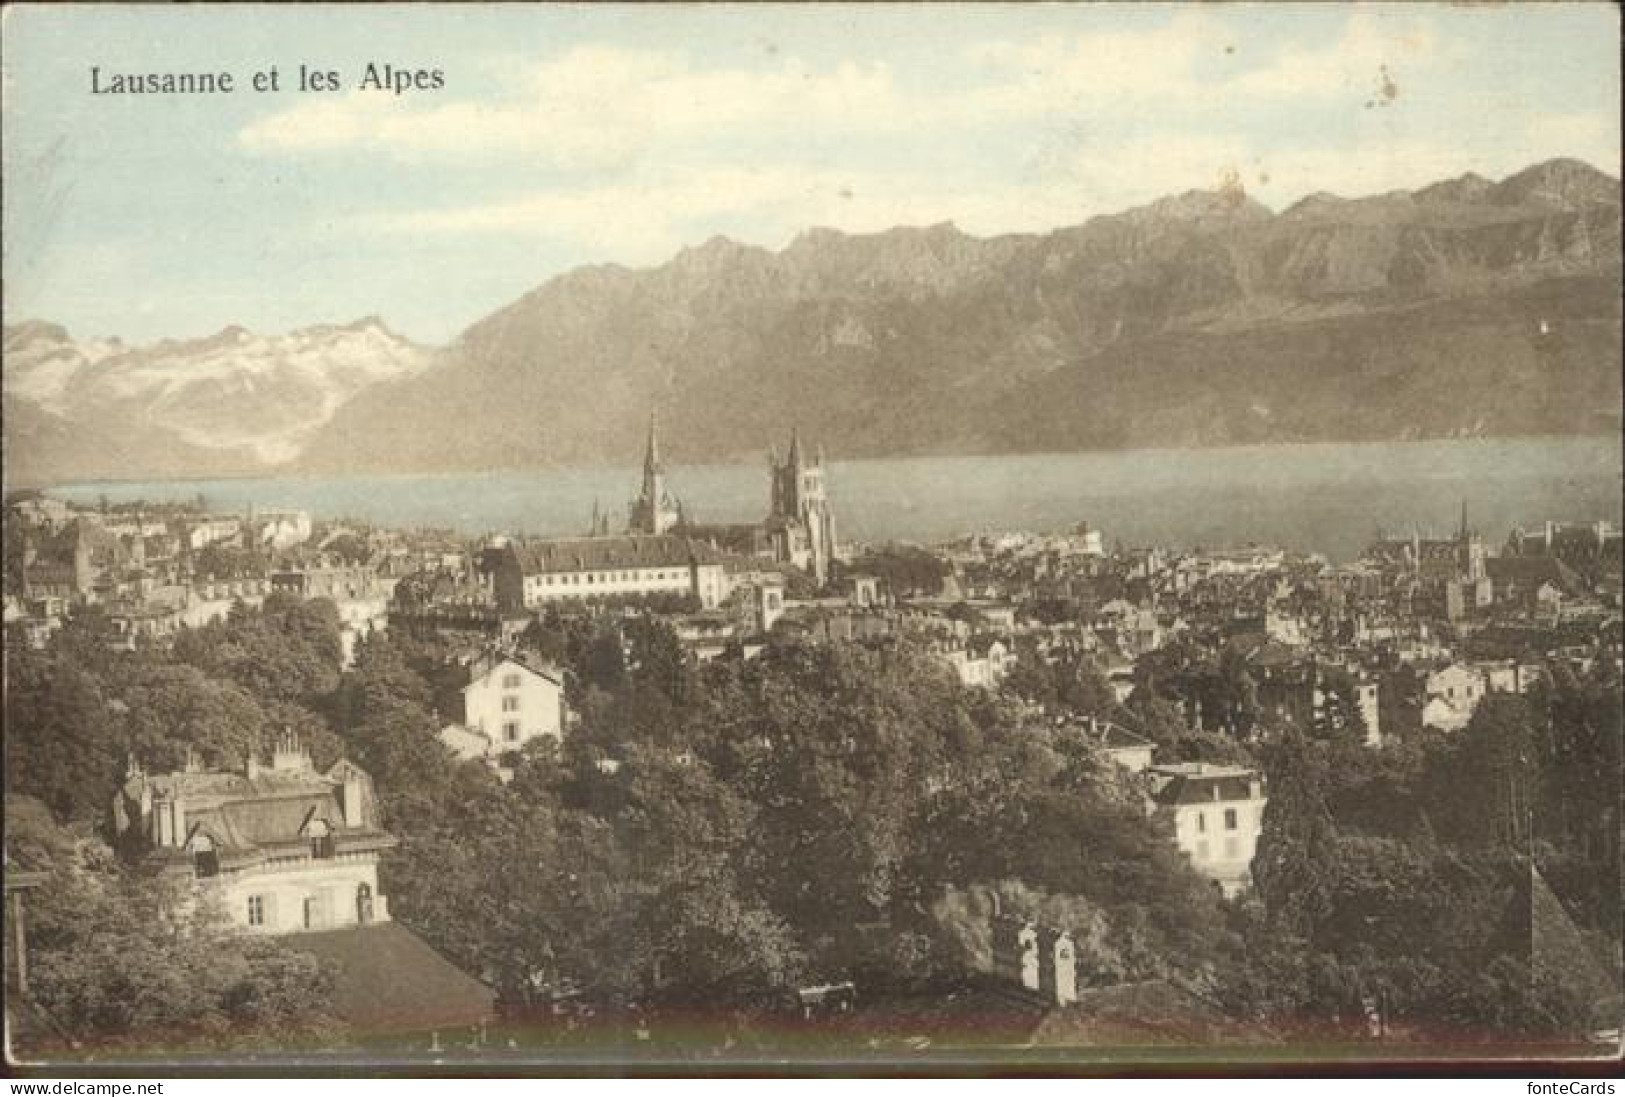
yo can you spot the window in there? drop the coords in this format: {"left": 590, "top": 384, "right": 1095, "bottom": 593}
{"left": 1224, "top": 838, "right": 1239, "bottom": 859}
{"left": 191, "top": 836, "right": 219, "bottom": 878}
{"left": 247, "top": 895, "right": 265, "bottom": 926}
{"left": 1225, "top": 808, "right": 1238, "bottom": 831}
{"left": 1196, "top": 812, "right": 1206, "bottom": 834}
{"left": 308, "top": 819, "right": 334, "bottom": 859}
{"left": 502, "top": 695, "right": 520, "bottom": 712}
{"left": 502, "top": 673, "right": 521, "bottom": 688}
{"left": 503, "top": 721, "right": 520, "bottom": 742}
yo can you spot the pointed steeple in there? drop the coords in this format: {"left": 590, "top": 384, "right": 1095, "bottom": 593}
{"left": 1459, "top": 498, "right": 1470, "bottom": 541}
{"left": 644, "top": 408, "right": 662, "bottom": 477}
{"left": 787, "top": 427, "right": 803, "bottom": 469}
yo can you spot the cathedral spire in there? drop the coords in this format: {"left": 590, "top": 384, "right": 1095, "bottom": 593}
{"left": 644, "top": 409, "right": 662, "bottom": 477}
{"left": 787, "top": 427, "right": 802, "bottom": 469}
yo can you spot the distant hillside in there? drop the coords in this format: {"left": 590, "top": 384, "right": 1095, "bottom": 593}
{"left": 298, "top": 157, "right": 1621, "bottom": 473}
{"left": 6, "top": 158, "right": 1619, "bottom": 486}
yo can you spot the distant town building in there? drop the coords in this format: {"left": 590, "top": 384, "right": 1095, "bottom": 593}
{"left": 481, "top": 535, "right": 728, "bottom": 610}
{"left": 765, "top": 430, "right": 838, "bottom": 587}
{"left": 627, "top": 410, "right": 683, "bottom": 536}
{"left": 1506, "top": 520, "right": 1623, "bottom": 581}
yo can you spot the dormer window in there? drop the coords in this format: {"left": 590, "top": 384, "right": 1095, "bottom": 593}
{"left": 190, "top": 835, "right": 219, "bottom": 878}
{"left": 308, "top": 819, "right": 334, "bottom": 859}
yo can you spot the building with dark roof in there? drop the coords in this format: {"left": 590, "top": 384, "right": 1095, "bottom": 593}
{"left": 109, "top": 738, "right": 498, "bottom": 1045}
{"left": 1148, "top": 763, "right": 1267, "bottom": 897}
{"left": 291, "top": 922, "right": 496, "bottom": 1040}
{"left": 480, "top": 534, "right": 729, "bottom": 611}
{"left": 1506, "top": 520, "right": 1623, "bottom": 582}
{"left": 112, "top": 736, "right": 397, "bottom": 936}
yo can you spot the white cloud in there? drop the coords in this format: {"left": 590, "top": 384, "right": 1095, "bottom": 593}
{"left": 240, "top": 46, "right": 926, "bottom": 170}
{"left": 1222, "top": 10, "right": 1445, "bottom": 101}
{"left": 259, "top": 11, "right": 1618, "bottom": 272}
{"left": 238, "top": 13, "right": 1450, "bottom": 167}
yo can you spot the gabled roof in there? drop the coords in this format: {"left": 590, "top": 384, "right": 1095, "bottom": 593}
{"left": 120, "top": 759, "right": 395, "bottom": 869}
{"left": 291, "top": 922, "right": 496, "bottom": 1034}
{"left": 463, "top": 651, "right": 563, "bottom": 691}
{"left": 1486, "top": 555, "right": 1587, "bottom": 595}
{"left": 1149, "top": 763, "right": 1261, "bottom": 806}
{"left": 1095, "top": 721, "right": 1155, "bottom": 753}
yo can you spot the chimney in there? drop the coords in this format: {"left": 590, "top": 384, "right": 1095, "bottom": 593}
{"left": 154, "top": 794, "right": 173, "bottom": 846}
{"left": 1038, "top": 927, "right": 1078, "bottom": 1006}
{"left": 272, "top": 730, "right": 311, "bottom": 773}
{"left": 990, "top": 911, "right": 1039, "bottom": 992}
{"left": 342, "top": 775, "right": 364, "bottom": 828}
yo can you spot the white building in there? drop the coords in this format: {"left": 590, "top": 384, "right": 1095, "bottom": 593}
{"left": 111, "top": 737, "right": 396, "bottom": 935}
{"left": 941, "top": 638, "right": 1013, "bottom": 690}
{"left": 250, "top": 510, "right": 313, "bottom": 550}
{"left": 483, "top": 535, "right": 730, "bottom": 611}
{"left": 185, "top": 516, "right": 242, "bottom": 551}
{"left": 1148, "top": 763, "right": 1268, "bottom": 897}
{"left": 459, "top": 652, "right": 565, "bottom": 754}
{"left": 1422, "top": 663, "right": 1487, "bottom": 732}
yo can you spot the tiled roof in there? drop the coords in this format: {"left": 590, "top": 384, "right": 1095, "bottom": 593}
{"left": 124, "top": 761, "right": 395, "bottom": 866}
{"left": 509, "top": 535, "right": 720, "bottom": 574}
{"left": 290, "top": 922, "right": 496, "bottom": 1034}
{"left": 1486, "top": 555, "right": 1586, "bottom": 594}
{"left": 1149, "top": 764, "right": 1261, "bottom": 806}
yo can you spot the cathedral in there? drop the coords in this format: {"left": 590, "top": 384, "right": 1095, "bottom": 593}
{"left": 609, "top": 412, "right": 838, "bottom": 587}
{"left": 626, "top": 410, "right": 684, "bottom": 536}
{"left": 764, "top": 430, "right": 837, "bottom": 586}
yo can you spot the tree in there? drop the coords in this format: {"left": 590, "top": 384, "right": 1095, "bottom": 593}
{"left": 1252, "top": 729, "right": 1337, "bottom": 936}
{"left": 19, "top": 822, "right": 340, "bottom": 1054}
{"left": 1056, "top": 654, "right": 1118, "bottom": 718}
{"left": 3, "top": 645, "right": 123, "bottom": 821}
{"left": 115, "top": 661, "right": 280, "bottom": 773}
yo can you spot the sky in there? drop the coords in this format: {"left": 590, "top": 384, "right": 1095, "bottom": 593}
{"left": 3, "top": 2, "right": 1619, "bottom": 346}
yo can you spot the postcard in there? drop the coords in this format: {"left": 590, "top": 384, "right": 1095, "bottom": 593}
{"left": 3, "top": 1, "right": 1621, "bottom": 1074}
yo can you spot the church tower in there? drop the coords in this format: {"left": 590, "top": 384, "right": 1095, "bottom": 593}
{"left": 628, "top": 410, "right": 682, "bottom": 535}
{"left": 768, "top": 429, "right": 837, "bottom": 586}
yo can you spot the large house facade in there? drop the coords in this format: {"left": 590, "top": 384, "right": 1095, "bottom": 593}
{"left": 1149, "top": 763, "right": 1268, "bottom": 898}
{"left": 112, "top": 737, "right": 397, "bottom": 936}
{"left": 461, "top": 652, "right": 565, "bottom": 752}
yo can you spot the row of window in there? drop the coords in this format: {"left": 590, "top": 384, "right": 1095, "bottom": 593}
{"left": 1193, "top": 808, "right": 1242, "bottom": 834}
{"left": 1193, "top": 838, "right": 1246, "bottom": 862}
{"left": 246, "top": 883, "right": 374, "bottom": 928}
{"left": 535, "top": 569, "right": 685, "bottom": 587}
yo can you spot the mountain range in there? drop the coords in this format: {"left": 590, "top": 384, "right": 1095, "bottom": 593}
{"left": 5, "top": 158, "right": 1619, "bottom": 486}
{"left": 2, "top": 318, "right": 429, "bottom": 485}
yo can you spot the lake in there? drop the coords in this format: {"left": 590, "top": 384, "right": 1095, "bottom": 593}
{"left": 51, "top": 437, "right": 1623, "bottom": 563}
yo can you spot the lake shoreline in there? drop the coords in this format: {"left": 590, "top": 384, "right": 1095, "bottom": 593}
{"left": 40, "top": 436, "right": 1624, "bottom": 565}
